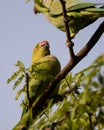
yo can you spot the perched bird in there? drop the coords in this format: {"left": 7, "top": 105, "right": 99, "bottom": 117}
{"left": 22, "top": 40, "right": 61, "bottom": 116}
{"left": 34, "top": 0, "right": 104, "bottom": 38}
{"left": 12, "top": 40, "right": 61, "bottom": 130}
{"left": 29, "top": 41, "right": 61, "bottom": 107}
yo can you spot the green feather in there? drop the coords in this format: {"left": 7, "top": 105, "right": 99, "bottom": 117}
{"left": 35, "top": 0, "right": 104, "bottom": 38}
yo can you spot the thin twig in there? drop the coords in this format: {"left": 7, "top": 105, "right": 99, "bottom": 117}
{"left": 51, "top": 116, "right": 66, "bottom": 129}
{"left": 53, "top": 84, "right": 79, "bottom": 103}
{"left": 65, "top": 79, "right": 76, "bottom": 99}
{"left": 22, "top": 100, "right": 29, "bottom": 108}
{"left": 62, "top": 83, "right": 79, "bottom": 96}
{"left": 59, "top": 0, "right": 75, "bottom": 58}
{"left": 25, "top": 72, "right": 30, "bottom": 109}
{"left": 88, "top": 113, "right": 93, "bottom": 130}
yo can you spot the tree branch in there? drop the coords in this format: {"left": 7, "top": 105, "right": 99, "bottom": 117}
{"left": 59, "top": 0, "right": 75, "bottom": 58}
{"left": 25, "top": 72, "right": 31, "bottom": 109}
{"left": 53, "top": 84, "right": 79, "bottom": 103}
{"left": 65, "top": 78, "right": 77, "bottom": 99}
{"left": 88, "top": 113, "right": 93, "bottom": 130}
{"left": 32, "top": 21, "right": 104, "bottom": 119}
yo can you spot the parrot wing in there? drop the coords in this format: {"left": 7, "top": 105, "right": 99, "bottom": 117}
{"left": 68, "top": 3, "right": 104, "bottom": 11}
{"left": 85, "top": 7, "right": 104, "bottom": 13}
{"left": 44, "top": 0, "right": 104, "bottom": 16}
{"left": 29, "top": 55, "right": 61, "bottom": 99}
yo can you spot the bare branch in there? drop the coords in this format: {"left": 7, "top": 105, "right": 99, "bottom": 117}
{"left": 59, "top": 0, "right": 75, "bottom": 58}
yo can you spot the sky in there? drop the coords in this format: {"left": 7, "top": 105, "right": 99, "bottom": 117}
{"left": 0, "top": 0, "right": 104, "bottom": 129}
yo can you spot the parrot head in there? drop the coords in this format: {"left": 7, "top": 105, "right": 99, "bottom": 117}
{"left": 32, "top": 40, "right": 50, "bottom": 63}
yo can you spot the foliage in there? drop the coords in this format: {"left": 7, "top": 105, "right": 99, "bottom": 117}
{"left": 8, "top": 54, "right": 104, "bottom": 129}
{"left": 29, "top": 54, "right": 104, "bottom": 130}
{"left": 7, "top": 60, "right": 54, "bottom": 101}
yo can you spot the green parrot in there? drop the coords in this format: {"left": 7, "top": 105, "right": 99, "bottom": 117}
{"left": 22, "top": 40, "right": 61, "bottom": 116}
{"left": 12, "top": 40, "right": 61, "bottom": 130}
{"left": 34, "top": 0, "right": 104, "bottom": 38}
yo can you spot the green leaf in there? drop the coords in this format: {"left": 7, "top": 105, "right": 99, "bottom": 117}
{"left": 7, "top": 69, "right": 24, "bottom": 84}
{"left": 7, "top": 60, "right": 25, "bottom": 84}
{"left": 13, "top": 74, "right": 25, "bottom": 90}
{"left": 90, "top": 81, "right": 99, "bottom": 88}
{"left": 15, "top": 60, "right": 25, "bottom": 69}
{"left": 15, "top": 87, "right": 25, "bottom": 100}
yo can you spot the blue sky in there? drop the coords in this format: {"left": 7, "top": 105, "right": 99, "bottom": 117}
{"left": 0, "top": 0, "right": 104, "bottom": 129}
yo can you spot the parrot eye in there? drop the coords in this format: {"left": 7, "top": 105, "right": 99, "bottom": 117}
{"left": 40, "top": 40, "right": 50, "bottom": 48}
